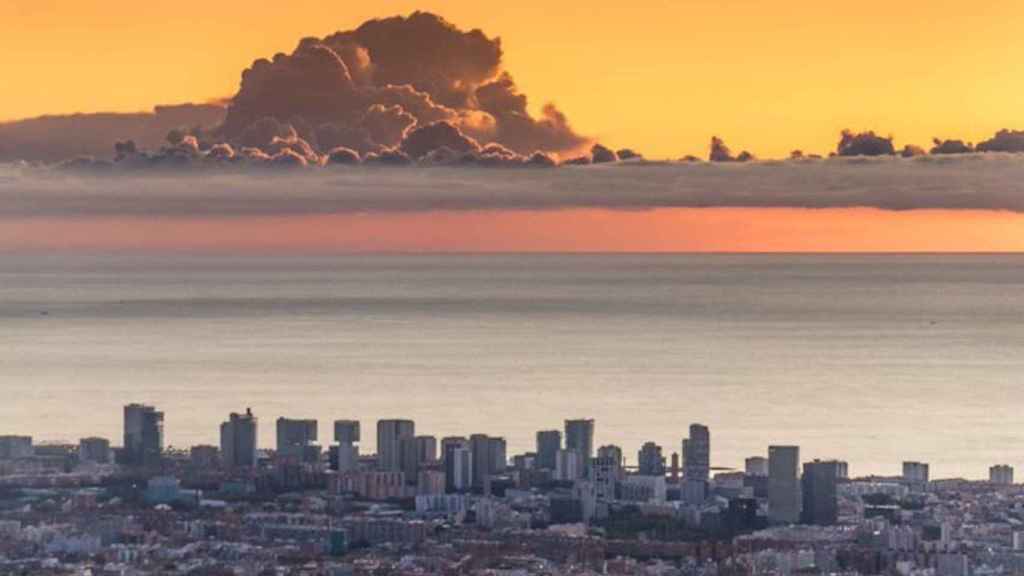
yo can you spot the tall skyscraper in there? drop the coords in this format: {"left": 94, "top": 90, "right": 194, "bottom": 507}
{"left": 682, "top": 424, "right": 711, "bottom": 505}
{"left": 990, "top": 464, "right": 1015, "bottom": 485}
{"left": 768, "top": 445, "right": 801, "bottom": 524}
{"left": 415, "top": 435, "right": 438, "bottom": 466}
{"left": 555, "top": 449, "right": 583, "bottom": 481}
{"left": 590, "top": 455, "right": 623, "bottom": 501}
{"left": 745, "top": 456, "right": 769, "bottom": 477}
{"left": 637, "top": 442, "right": 666, "bottom": 476}
{"left": 220, "top": 409, "right": 258, "bottom": 469}
{"left": 834, "top": 460, "right": 850, "bottom": 480}
{"left": 469, "top": 434, "right": 492, "bottom": 488}
{"left": 330, "top": 420, "right": 360, "bottom": 472}
{"left": 801, "top": 460, "right": 839, "bottom": 526}
{"left": 440, "top": 436, "right": 467, "bottom": 464}
{"left": 489, "top": 437, "right": 507, "bottom": 473}
{"left": 446, "top": 444, "right": 473, "bottom": 492}
{"left": 276, "top": 418, "right": 319, "bottom": 463}
{"left": 123, "top": 403, "right": 164, "bottom": 467}
{"left": 597, "top": 444, "right": 623, "bottom": 468}
{"left": 0, "top": 436, "right": 33, "bottom": 460}
{"left": 333, "top": 420, "right": 360, "bottom": 444}
{"left": 442, "top": 437, "right": 471, "bottom": 492}
{"left": 78, "top": 437, "right": 111, "bottom": 464}
{"left": 399, "top": 435, "right": 419, "bottom": 483}
{"left": 536, "top": 430, "right": 562, "bottom": 470}
{"left": 330, "top": 443, "right": 359, "bottom": 472}
{"left": 683, "top": 424, "right": 710, "bottom": 482}
{"left": 190, "top": 445, "right": 220, "bottom": 468}
{"left": 376, "top": 419, "right": 414, "bottom": 472}
{"left": 903, "top": 461, "right": 930, "bottom": 485}
{"left": 565, "top": 419, "right": 594, "bottom": 465}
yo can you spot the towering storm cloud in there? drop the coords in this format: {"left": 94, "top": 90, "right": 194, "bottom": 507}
{"left": 220, "top": 12, "right": 588, "bottom": 158}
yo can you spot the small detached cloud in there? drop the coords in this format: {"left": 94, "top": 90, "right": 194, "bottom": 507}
{"left": 977, "top": 130, "right": 1024, "bottom": 153}
{"left": 708, "top": 137, "right": 755, "bottom": 163}
{"left": 836, "top": 130, "right": 895, "bottom": 157}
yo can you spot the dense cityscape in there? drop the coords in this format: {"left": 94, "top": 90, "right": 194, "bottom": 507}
{"left": 1, "top": 406, "right": 1022, "bottom": 576}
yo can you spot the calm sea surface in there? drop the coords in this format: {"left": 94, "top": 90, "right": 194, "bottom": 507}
{"left": 2, "top": 253, "right": 1022, "bottom": 478}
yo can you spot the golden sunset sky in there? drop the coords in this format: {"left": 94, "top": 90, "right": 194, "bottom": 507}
{"left": 3, "top": 1, "right": 1024, "bottom": 252}
{"left": 4, "top": 0, "right": 1022, "bottom": 159}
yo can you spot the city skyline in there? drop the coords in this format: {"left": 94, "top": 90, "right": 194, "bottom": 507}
{"left": 3, "top": 4, "right": 1023, "bottom": 574}
{"left": 3, "top": 403, "right": 1019, "bottom": 483}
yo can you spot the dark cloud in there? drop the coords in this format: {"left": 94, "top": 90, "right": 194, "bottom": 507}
{"left": 364, "top": 148, "right": 413, "bottom": 166}
{"left": 900, "top": 145, "right": 926, "bottom": 158}
{"left": 241, "top": 147, "right": 272, "bottom": 162}
{"left": 563, "top": 155, "right": 592, "bottom": 166}
{"left": 930, "top": 139, "right": 973, "bottom": 155}
{"left": 326, "top": 147, "right": 362, "bottom": 166}
{"left": 238, "top": 117, "right": 298, "bottom": 149}
{"left": 368, "top": 85, "right": 454, "bottom": 127}
{"left": 525, "top": 152, "right": 559, "bottom": 167}
{"left": 837, "top": 130, "right": 895, "bottom": 157}
{"left": 264, "top": 134, "right": 321, "bottom": 165}
{"left": 360, "top": 105, "right": 417, "bottom": 149}
{"left": 400, "top": 121, "right": 481, "bottom": 159}
{"left": 207, "top": 143, "right": 236, "bottom": 161}
{"left": 221, "top": 13, "right": 589, "bottom": 161}
{"left": 472, "top": 73, "right": 589, "bottom": 155}
{"left": 315, "top": 124, "right": 376, "bottom": 156}
{"left": 708, "top": 137, "right": 754, "bottom": 162}
{"left": 590, "top": 144, "right": 618, "bottom": 164}
{"left": 418, "top": 146, "right": 464, "bottom": 166}
{"left": 977, "top": 130, "right": 1024, "bottom": 153}
{"left": 479, "top": 143, "right": 518, "bottom": 160}
{"left": 323, "top": 12, "right": 501, "bottom": 108}
{"left": 114, "top": 140, "right": 137, "bottom": 161}
{"left": 269, "top": 149, "right": 310, "bottom": 168}
{"left": 223, "top": 42, "right": 359, "bottom": 137}
{"left": 709, "top": 137, "right": 732, "bottom": 162}
{"left": 0, "top": 104, "right": 225, "bottom": 163}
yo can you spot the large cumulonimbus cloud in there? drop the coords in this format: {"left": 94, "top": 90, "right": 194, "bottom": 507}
{"left": 219, "top": 12, "right": 589, "bottom": 158}
{"left": 3, "top": 154, "right": 1024, "bottom": 218}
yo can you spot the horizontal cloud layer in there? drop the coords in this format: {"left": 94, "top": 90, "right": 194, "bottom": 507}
{"left": 0, "top": 104, "right": 226, "bottom": 163}
{"left": 2, "top": 154, "right": 1023, "bottom": 219}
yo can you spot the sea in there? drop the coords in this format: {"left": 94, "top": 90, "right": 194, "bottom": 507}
{"left": 2, "top": 253, "right": 1022, "bottom": 479}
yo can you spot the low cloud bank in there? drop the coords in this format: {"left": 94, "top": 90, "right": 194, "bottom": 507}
{"left": 0, "top": 104, "right": 226, "bottom": 163}
{"left": 2, "top": 154, "right": 1023, "bottom": 218}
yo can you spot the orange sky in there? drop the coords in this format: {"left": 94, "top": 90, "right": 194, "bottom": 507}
{"left": 3, "top": 209, "right": 1024, "bottom": 253}
{"left": 3, "top": 0, "right": 1023, "bottom": 159}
